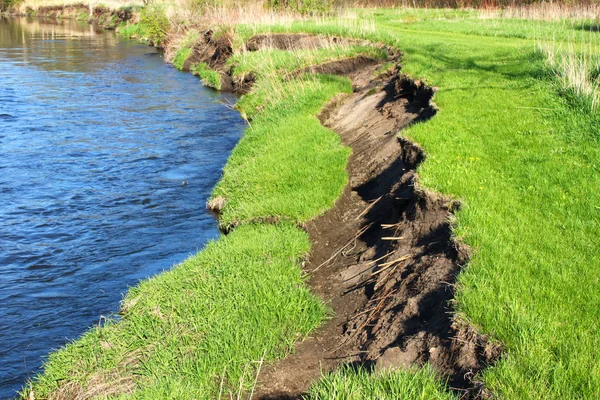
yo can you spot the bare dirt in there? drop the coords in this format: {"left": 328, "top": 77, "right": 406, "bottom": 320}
{"left": 246, "top": 43, "right": 502, "bottom": 399}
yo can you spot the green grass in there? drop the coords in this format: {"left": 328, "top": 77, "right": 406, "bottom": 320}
{"left": 172, "top": 47, "right": 192, "bottom": 70}
{"left": 238, "top": 9, "right": 600, "bottom": 399}
{"left": 117, "top": 22, "right": 148, "bottom": 41}
{"left": 25, "top": 224, "right": 327, "bottom": 399}
{"left": 306, "top": 366, "right": 455, "bottom": 400}
{"left": 227, "top": 44, "right": 387, "bottom": 82}
{"left": 192, "top": 62, "right": 222, "bottom": 89}
{"left": 27, "top": 7, "right": 600, "bottom": 399}
{"left": 211, "top": 73, "right": 352, "bottom": 229}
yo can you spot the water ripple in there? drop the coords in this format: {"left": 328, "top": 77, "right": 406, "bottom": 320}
{"left": 0, "top": 17, "right": 244, "bottom": 398}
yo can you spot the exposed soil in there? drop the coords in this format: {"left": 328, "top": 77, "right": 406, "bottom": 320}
{"left": 249, "top": 45, "right": 502, "bottom": 399}
{"left": 181, "top": 30, "right": 236, "bottom": 90}
{"left": 179, "top": 32, "right": 381, "bottom": 92}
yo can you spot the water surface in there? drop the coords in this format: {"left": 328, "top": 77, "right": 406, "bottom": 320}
{"left": 0, "top": 17, "right": 244, "bottom": 398}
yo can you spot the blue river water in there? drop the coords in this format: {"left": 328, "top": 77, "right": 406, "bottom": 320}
{"left": 0, "top": 17, "right": 244, "bottom": 398}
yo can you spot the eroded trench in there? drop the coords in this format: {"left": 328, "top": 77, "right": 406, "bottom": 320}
{"left": 194, "top": 32, "right": 503, "bottom": 399}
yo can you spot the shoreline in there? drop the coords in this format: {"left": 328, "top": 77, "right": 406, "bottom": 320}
{"left": 17, "top": 9, "right": 498, "bottom": 398}
{"left": 16, "top": 6, "right": 600, "bottom": 399}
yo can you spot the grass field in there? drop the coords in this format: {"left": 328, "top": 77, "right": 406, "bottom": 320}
{"left": 24, "top": 5, "right": 600, "bottom": 400}
{"left": 243, "top": 9, "right": 600, "bottom": 398}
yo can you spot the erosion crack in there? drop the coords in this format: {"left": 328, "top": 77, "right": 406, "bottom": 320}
{"left": 249, "top": 41, "right": 502, "bottom": 400}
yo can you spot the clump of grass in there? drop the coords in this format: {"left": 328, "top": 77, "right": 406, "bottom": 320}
{"left": 192, "top": 62, "right": 222, "bottom": 89}
{"left": 306, "top": 365, "right": 455, "bottom": 400}
{"left": 538, "top": 38, "right": 600, "bottom": 110}
{"left": 211, "top": 73, "right": 352, "bottom": 229}
{"left": 172, "top": 46, "right": 192, "bottom": 70}
{"left": 118, "top": 22, "right": 147, "bottom": 40}
{"left": 24, "top": 223, "right": 327, "bottom": 399}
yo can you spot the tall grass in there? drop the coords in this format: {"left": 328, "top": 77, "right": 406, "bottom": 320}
{"left": 540, "top": 42, "right": 600, "bottom": 109}
{"left": 536, "top": 28, "right": 600, "bottom": 110}
{"left": 480, "top": 3, "right": 600, "bottom": 20}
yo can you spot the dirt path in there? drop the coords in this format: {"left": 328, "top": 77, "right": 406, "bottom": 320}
{"left": 253, "top": 60, "right": 501, "bottom": 399}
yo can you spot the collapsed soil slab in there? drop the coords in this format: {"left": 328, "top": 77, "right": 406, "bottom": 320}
{"left": 253, "top": 62, "right": 501, "bottom": 399}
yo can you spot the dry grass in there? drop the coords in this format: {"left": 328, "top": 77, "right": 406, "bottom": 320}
{"left": 164, "top": 0, "right": 303, "bottom": 32}
{"left": 538, "top": 39, "right": 600, "bottom": 109}
{"left": 479, "top": 3, "right": 600, "bottom": 21}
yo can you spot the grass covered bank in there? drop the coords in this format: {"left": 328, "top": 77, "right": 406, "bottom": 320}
{"left": 22, "top": 28, "right": 380, "bottom": 399}
{"left": 25, "top": 224, "right": 328, "bottom": 398}
{"left": 23, "top": 5, "right": 600, "bottom": 400}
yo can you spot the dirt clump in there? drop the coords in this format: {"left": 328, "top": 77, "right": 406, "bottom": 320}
{"left": 179, "top": 30, "right": 235, "bottom": 90}
{"left": 254, "top": 63, "right": 501, "bottom": 399}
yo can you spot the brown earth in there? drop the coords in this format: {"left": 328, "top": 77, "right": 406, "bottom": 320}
{"left": 180, "top": 32, "right": 379, "bottom": 92}
{"left": 242, "top": 44, "right": 502, "bottom": 399}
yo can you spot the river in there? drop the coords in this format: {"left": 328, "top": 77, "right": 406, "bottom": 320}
{"left": 0, "top": 17, "right": 244, "bottom": 398}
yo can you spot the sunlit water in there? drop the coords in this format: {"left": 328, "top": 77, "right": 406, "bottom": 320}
{"left": 0, "top": 17, "right": 244, "bottom": 398}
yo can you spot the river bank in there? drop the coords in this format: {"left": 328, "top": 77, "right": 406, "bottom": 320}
{"left": 19, "top": 10, "right": 477, "bottom": 399}
{"left": 1, "top": 3, "right": 135, "bottom": 29}
{"left": 18, "top": 5, "right": 600, "bottom": 400}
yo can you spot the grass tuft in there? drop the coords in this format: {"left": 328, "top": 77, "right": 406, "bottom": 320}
{"left": 192, "top": 62, "right": 222, "bottom": 89}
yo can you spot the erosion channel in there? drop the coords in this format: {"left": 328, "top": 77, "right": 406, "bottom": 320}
{"left": 206, "top": 35, "right": 503, "bottom": 399}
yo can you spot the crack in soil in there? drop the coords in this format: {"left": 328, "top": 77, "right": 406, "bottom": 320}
{"left": 246, "top": 49, "right": 502, "bottom": 400}
{"left": 177, "top": 31, "right": 504, "bottom": 399}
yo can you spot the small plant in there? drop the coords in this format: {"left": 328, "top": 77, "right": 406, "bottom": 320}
{"left": 538, "top": 37, "right": 600, "bottom": 111}
{"left": 173, "top": 47, "right": 192, "bottom": 70}
{"left": 118, "top": 23, "right": 147, "bottom": 40}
